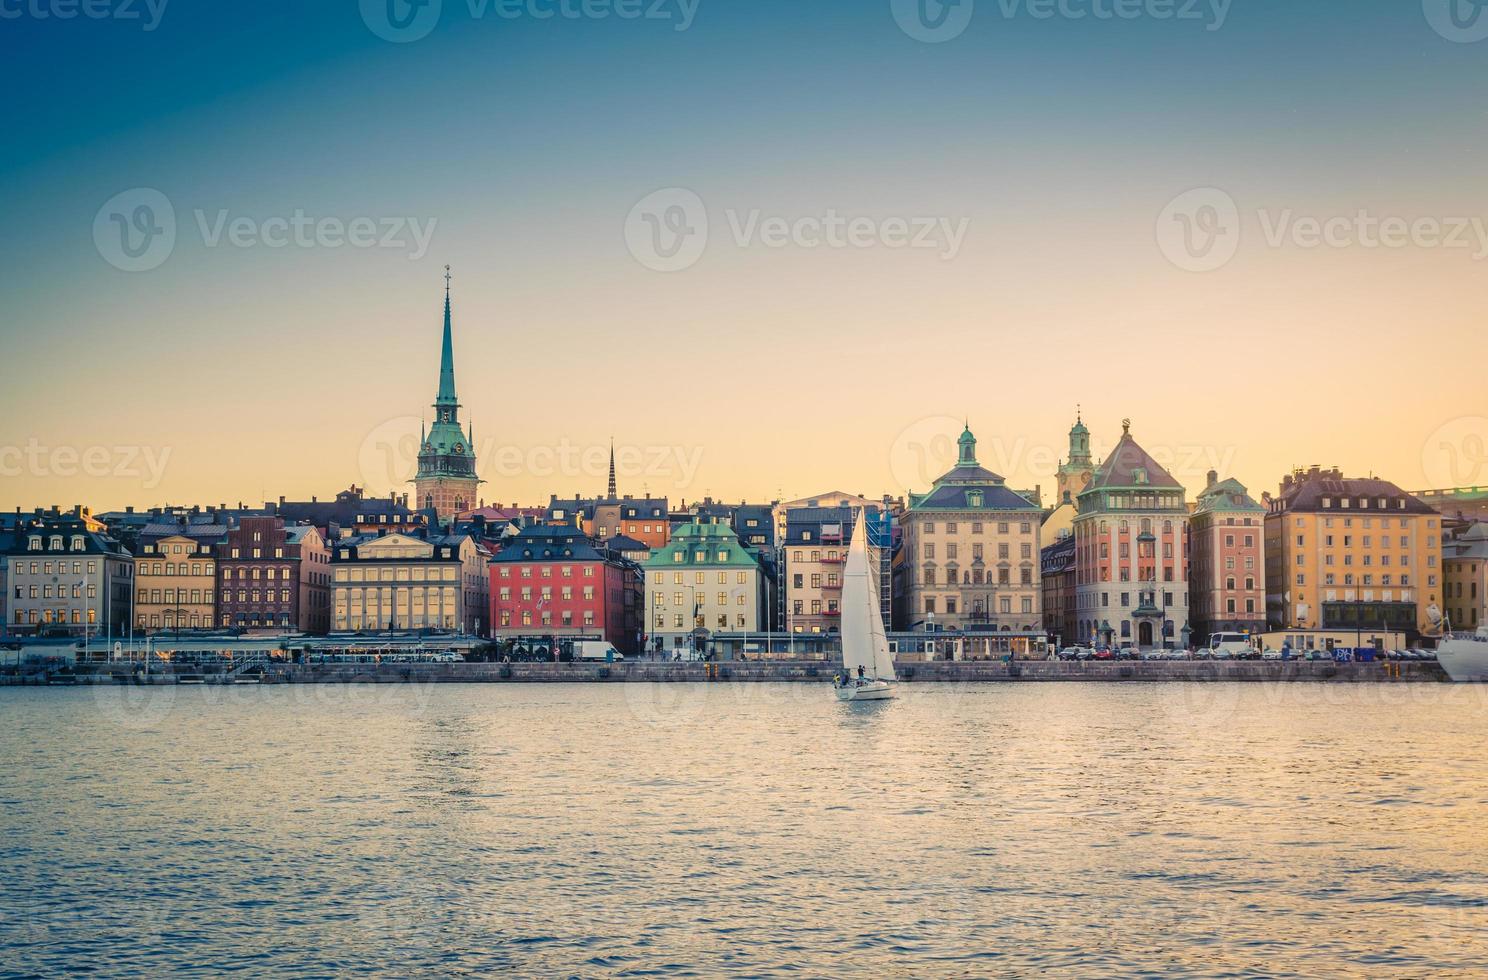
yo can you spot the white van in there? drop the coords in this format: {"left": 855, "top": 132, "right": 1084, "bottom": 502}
{"left": 1209, "top": 632, "right": 1253, "bottom": 660}
{"left": 573, "top": 641, "right": 624, "bottom": 662}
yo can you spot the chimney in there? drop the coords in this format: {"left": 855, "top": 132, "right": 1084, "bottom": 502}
{"left": 279, "top": 495, "right": 286, "bottom": 506}
{"left": 1206, "top": 469, "right": 1218, "bottom": 489}
{"left": 126, "top": 505, "right": 134, "bottom": 514}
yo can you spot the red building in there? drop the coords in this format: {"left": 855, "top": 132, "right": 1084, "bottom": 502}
{"left": 489, "top": 525, "right": 642, "bottom": 654}
{"left": 217, "top": 516, "right": 331, "bottom": 633}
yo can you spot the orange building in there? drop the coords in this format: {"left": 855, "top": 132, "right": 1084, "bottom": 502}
{"left": 1264, "top": 467, "right": 1444, "bottom": 640}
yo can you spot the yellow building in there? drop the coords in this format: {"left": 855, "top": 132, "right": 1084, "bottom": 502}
{"left": 134, "top": 523, "right": 226, "bottom": 632}
{"left": 1264, "top": 467, "right": 1444, "bottom": 640}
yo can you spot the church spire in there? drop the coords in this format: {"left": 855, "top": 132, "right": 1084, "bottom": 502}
{"left": 607, "top": 438, "right": 617, "bottom": 499}
{"left": 436, "top": 265, "right": 457, "bottom": 409}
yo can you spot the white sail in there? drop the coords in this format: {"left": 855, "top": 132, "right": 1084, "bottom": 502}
{"left": 841, "top": 509, "right": 895, "bottom": 682}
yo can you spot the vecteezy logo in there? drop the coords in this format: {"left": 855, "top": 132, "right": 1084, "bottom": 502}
{"left": 1423, "top": 0, "right": 1488, "bottom": 42}
{"left": 357, "top": 416, "right": 424, "bottom": 494}
{"left": 624, "top": 187, "right": 708, "bottom": 272}
{"left": 93, "top": 188, "right": 176, "bottom": 272}
{"left": 888, "top": 415, "right": 963, "bottom": 496}
{"left": 891, "top": 0, "right": 974, "bottom": 42}
{"left": 1421, "top": 416, "right": 1488, "bottom": 488}
{"left": 1155, "top": 187, "right": 1241, "bottom": 273}
{"left": 360, "top": 0, "right": 442, "bottom": 43}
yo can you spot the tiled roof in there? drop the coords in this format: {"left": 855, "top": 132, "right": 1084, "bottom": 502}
{"left": 1087, "top": 432, "right": 1182, "bottom": 491}
{"left": 1276, "top": 472, "right": 1436, "bottom": 515}
{"left": 1192, "top": 478, "right": 1264, "bottom": 516}
{"left": 491, "top": 524, "right": 606, "bottom": 563}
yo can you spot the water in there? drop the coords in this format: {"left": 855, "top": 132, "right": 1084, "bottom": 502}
{"left": 2, "top": 681, "right": 1486, "bottom": 977}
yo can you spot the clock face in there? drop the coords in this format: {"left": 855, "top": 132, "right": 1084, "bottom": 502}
{"left": 453, "top": 444, "right": 464, "bottom": 454}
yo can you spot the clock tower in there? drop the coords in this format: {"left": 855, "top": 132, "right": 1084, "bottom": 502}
{"left": 414, "top": 268, "right": 480, "bottom": 525}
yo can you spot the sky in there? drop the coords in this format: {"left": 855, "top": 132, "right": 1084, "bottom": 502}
{"left": 3, "top": 0, "right": 1488, "bottom": 512}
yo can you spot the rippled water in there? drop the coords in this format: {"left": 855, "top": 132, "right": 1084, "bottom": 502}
{"left": 2, "top": 681, "right": 1486, "bottom": 977}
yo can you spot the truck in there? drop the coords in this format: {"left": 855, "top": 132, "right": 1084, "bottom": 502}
{"left": 572, "top": 640, "right": 624, "bottom": 663}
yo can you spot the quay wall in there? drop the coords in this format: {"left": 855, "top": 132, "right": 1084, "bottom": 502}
{"left": 3, "top": 660, "right": 1449, "bottom": 685}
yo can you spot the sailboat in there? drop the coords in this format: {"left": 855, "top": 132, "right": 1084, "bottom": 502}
{"left": 834, "top": 508, "right": 897, "bottom": 702}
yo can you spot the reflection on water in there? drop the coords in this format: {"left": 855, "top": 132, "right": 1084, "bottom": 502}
{"left": 2, "top": 682, "right": 1486, "bottom": 977}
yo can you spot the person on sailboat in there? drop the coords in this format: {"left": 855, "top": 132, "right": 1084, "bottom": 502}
{"left": 856, "top": 664, "right": 866, "bottom": 682}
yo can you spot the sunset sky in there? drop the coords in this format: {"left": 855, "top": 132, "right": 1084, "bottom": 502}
{"left": 4, "top": 0, "right": 1487, "bottom": 512}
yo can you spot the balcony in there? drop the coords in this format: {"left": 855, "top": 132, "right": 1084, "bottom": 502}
{"left": 819, "top": 554, "right": 845, "bottom": 564}
{"left": 822, "top": 608, "right": 841, "bottom": 617}
{"left": 821, "top": 581, "right": 842, "bottom": 590}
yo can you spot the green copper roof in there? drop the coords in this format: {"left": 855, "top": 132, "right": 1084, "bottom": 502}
{"left": 643, "top": 520, "right": 760, "bottom": 569}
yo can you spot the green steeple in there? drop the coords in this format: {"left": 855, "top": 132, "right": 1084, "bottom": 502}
{"left": 436, "top": 266, "right": 457, "bottom": 408}
{"left": 416, "top": 268, "right": 476, "bottom": 481}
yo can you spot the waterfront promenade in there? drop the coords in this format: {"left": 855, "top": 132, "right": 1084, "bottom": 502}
{"left": 3, "top": 659, "right": 1449, "bottom": 685}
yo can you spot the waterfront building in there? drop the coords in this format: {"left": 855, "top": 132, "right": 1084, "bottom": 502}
{"left": 1072, "top": 421, "right": 1190, "bottom": 649}
{"left": 1189, "top": 471, "right": 1267, "bottom": 643}
{"left": 331, "top": 528, "right": 489, "bottom": 633}
{"left": 896, "top": 425, "right": 1044, "bottom": 633}
{"left": 679, "top": 498, "right": 777, "bottom": 554}
{"left": 782, "top": 504, "right": 890, "bottom": 635}
{"left": 3, "top": 506, "right": 133, "bottom": 637}
{"left": 1441, "top": 521, "right": 1487, "bottom": 630}
{"left": 133, "top": 516, "right": 228, "bottom": 633}
{"left": 489, "top": 524, "right": 643, "bottom": 654}
{"left": 1055, "top": 410, "right": 1095, "bottom": 505}
{"left": 413, "top": 272, "right": 480, "bottom": 525}
{"left": 218, "top": 516, "right": 331, "bottom": 633}
{"left": 1263, "top": 466, "right": 1444, "bottom": 640}
{"left": 1039, "top": 534, "right": 1077, "bottom": 646}
{"left": 643, "top": 519, "right": 765, "bottom": 653}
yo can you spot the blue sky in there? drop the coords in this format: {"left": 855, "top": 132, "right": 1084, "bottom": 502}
{"left": 3, "top": 0, "right": 1487, "bottom": 507}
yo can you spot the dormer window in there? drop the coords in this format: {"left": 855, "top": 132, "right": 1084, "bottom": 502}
{"left": 71, "top": 536, "right": 85, "bottom": 551}
{"left": 1132, "top": 469, "right": 1147, "bottom": 485}
{"left": 967, "top": 491, "right": 984, "bottom": 507}
{"left": 49, "top": 536, "right": 62, "bottom": 550}
{"left": 28, "top": 536, "right": 40, "bottom": 551}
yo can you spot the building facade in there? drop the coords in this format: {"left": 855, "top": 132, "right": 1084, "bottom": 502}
{"left": 3, "top": 506, "right": 133, "bottom": 637}
{"left": 643, "top": 519, "right": 764, "bottom": 652}
{"left": 1264, "top": 466, "right": 1444, "bottom": 640}
{"left": 331, "top": 530, "right": 489, "bottom": 633}
{"left": 413, "top": 274, "right": 480, "bottom": 525}
{"left": 1442, "top": 522, "right": 1487, "bottom": 631}
{"left": 896, "top": 426, "right": 1043, "bottom": 633}
{"left": 489, "top": 524, "right": 643, "bottom": 653}
{"left": 782, "top": 505, "right": 889, "bottom": 635}
{"left": 133, "top": 518, "right": 228, "bottom": 633}
{"left": 1072, "top": 422, "right": 1190, "bottom": 649}
{"left": 1039, "top": 533, "right": 1077, "bottom": 646}
{"left": 218, "top": 517, "right": 331, "bottom": 633}
{"left": 1189, "top": 471, "right": 1266, "bottom": 643}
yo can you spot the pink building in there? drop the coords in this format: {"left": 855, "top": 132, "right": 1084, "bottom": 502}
{"left": 1189, "top": 470, "right": 1266, "bottom": 643}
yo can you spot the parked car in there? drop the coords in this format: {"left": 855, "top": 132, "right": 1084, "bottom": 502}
{"left": 1093, "top": 647, "right": 1116, "bottom": 661}
{"left": 1261, "top": 648, "right": 1283, "bottom": 661}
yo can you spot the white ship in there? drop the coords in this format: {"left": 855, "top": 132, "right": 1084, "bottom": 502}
{"left": 1437, "top": 624, "right": 1488, "bottom": 682}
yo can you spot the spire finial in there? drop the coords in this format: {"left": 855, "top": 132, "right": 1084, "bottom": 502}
{"left": 444, "top": 264, "right": 451, "bottom": 296}
{"left": 607, "top": 437, "right": 617, "bottom": 499}
{"left": 1122, "top": 417, "right": 1131, "bottom": 435}
{"left": 1076, "top": 403, "right": 1082, "bottom": 424}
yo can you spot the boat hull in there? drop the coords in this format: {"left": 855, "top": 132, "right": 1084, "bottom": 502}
{"left": 1437, "top": 637, "right": 1488, "bottom": 682}
{"left": 835, "top": 679, "right": 895, "bottom": 701}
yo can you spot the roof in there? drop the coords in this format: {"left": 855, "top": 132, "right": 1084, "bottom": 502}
{"left": 644, "top": 520, "right": 760, "bottom": 569}
{"left": 490, "top": 524, "right": 607, "bottom": 563}
{"left": 1087, "top": 431, "right": 1182, "bottom": 491}
{"left": 908, "top": 425, "right": 1040, "bottom": 513}
{"left": 606, "top": 534, "right": 650, "bottom": 553}
{"left": 783, "top": 505, "right": 888, "bottom": 547}
{"left": 1192, "top": 477, "right": 1265, "bottom": 516}
{"left": 1274, "top": 469, "right": 1437, "bottom": 516}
